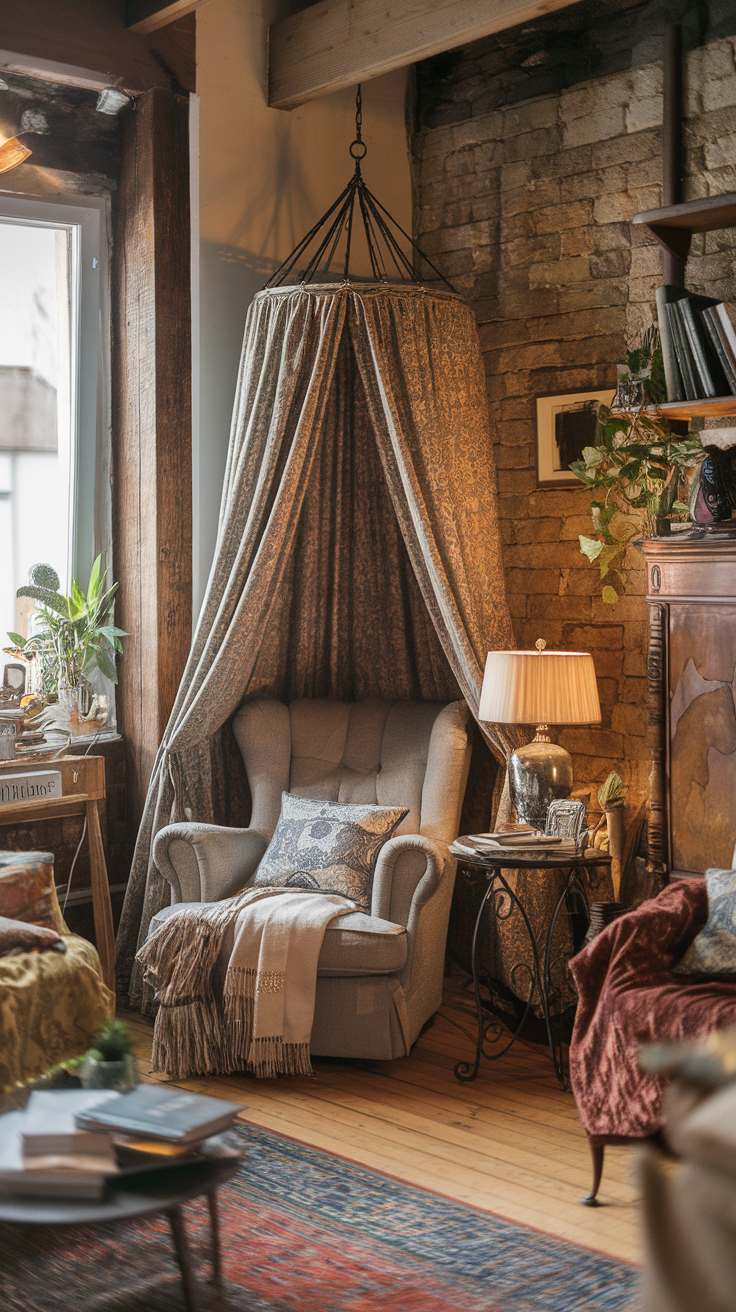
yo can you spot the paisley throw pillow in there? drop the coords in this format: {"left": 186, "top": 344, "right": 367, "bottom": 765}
{"left": 252, "top": 793, "right": 409, "bottom": 914}
{"left": 675, "top": 867, "right": 736, "bottom": 975}
{"left": 0, "top": 851, "right": 65, "bottom": 933}
{"left": 0, "top": 916, "right": 64, "bottom": 957}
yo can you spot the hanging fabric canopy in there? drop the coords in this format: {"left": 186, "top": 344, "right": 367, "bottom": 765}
{"left": 116, "top": 281, "right": 519, "bottom": 997}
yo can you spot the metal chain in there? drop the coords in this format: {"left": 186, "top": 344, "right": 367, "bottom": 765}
{"left": 349, "top": 84, "right": 367, "bottom": 161}
{"left": 264, "top": 77, "right": 456, "bottom": 291}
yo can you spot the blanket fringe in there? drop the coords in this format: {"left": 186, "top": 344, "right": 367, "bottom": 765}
{"left": 151, "top": 999, "right": 225, "bottom": 1078}
{"left": 223, "top": 987, "right": 314, "bottom": 1077}
{"left": 136, "top": 888, "right": 330, "bottom": 1080}
{"left": 247, "top": 1037, "right": 313, "bottom": 1079}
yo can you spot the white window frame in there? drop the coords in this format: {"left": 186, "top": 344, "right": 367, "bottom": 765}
{"left": 0, "top": 189, "right": 111, "bottom": 591}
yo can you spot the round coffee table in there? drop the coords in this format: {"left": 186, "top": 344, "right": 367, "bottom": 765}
{"left": 452, "top": 844, "right": 612, "bottom": 1088}
{"left": 0, "top": 1111, "right": 241, "bottom": 1312}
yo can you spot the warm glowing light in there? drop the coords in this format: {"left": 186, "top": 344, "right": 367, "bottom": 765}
{"left": 0, "top": 136, "right": 32, "bottom": 174}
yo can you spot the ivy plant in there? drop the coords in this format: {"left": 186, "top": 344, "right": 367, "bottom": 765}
{"left": 570, "top": 334, "right": 704, "bottom": 604}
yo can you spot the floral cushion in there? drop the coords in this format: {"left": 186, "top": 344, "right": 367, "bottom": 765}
{"left": 252, "top": 793, "right": 408, "bottom": 914}
{"left": 0, "top": 851, "right": 66, "bottom": 933}
{"left": 674, "top": 868, "right": 736, "bottom": 975}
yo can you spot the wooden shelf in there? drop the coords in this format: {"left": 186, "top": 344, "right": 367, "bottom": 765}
{"left": 0, "top": 792, "right": 91, "bottom": 826}
{"left": 632, "top": 192, "right": 736, "bottom": 260}
{"left": 654, "top": 395, "right": 736, "bottom": 419}
{"left": 613, "top": 396, "right": 736, "bottom": 420}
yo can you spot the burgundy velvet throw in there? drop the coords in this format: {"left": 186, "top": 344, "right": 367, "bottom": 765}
{"left": 569, "top": 880, "right": 736, "bottom": 1140}
{"left": 116, "top": 284, "right": 519, "bottom": 999}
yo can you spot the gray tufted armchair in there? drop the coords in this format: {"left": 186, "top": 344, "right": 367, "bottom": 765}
{"left": 150, "top": 697, "right": 471, "bottom": 1060}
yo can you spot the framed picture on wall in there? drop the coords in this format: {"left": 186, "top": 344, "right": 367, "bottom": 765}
{"left": 535, "top": 389, "right": 616, "bottom": 487}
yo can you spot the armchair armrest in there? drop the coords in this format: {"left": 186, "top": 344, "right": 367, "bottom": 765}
{"left": 371, "top": 834, "right": 453, "bottom": 926}
{"left": 153, "top": 823, "right": 268, "bottom": 904}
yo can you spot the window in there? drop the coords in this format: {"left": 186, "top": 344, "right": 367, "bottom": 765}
{"left": 0, "top": 192, "right": 110, "bottom": 657}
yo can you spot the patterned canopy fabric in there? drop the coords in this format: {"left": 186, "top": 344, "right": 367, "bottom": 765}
{"left": 116, "top": 283, "right": 518, "bottom": 998}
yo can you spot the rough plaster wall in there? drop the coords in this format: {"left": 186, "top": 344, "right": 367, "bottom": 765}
{"left": 413, "top": 32, "right": 736, "bottom": 810}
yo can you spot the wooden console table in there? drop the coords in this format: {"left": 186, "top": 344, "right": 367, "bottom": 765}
{"left": 0, "top": 754, "right": 115, "bottom": 994}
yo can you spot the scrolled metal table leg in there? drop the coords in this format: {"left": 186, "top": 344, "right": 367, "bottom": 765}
{"left": 455, "top": 877, "right": 497, "bottom": 1082}
{"left": 542, "top": 865, "right": 590, "bottom": 1089}
{"left": 454, "top": 868, "right": 545, "bottom": 1082}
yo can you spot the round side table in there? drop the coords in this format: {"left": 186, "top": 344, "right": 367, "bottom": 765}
{"left": 0, "top": 1115, "right": 241, "bottom": 1312}
{"left": 451, "top": 844, "right": 612, "bottom": 1089}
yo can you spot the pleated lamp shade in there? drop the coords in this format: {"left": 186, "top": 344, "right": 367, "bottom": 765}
{"left": 479, "top": 649, "right": 601, "bottom": 726}
{"left": 0, "top": 137, "right": 32, "bottom": 175}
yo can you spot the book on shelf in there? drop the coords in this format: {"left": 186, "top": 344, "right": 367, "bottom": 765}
{"left": 656, "top": 285, "right": 685, "bottom": 402}
{"left": 701, "top": 303, "right": 736, "bottom": 396}
{"left": 675, "top": 294, "right": 730, "bottom": 398}
{"left": 663, "top": 300, "right": 702, "bottom": 400}
{"left": 656, "top": 286, "right": 736, "bottom": 403}
{"left": 74, "top": 1084, "right": 242, "bottom": 1144}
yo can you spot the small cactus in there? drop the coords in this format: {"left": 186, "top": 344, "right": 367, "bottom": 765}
{"left": 28, "top": 563, "right": 60, "bottom": 592}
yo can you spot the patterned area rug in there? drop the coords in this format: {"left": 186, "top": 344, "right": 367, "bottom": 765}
{"left": 0, "top": 1122, "right": 637, "bottom": 1312}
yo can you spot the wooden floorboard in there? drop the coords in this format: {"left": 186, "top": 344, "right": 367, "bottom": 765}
{"left": 122, "top": 988, "right": 640, "bottom": 1265}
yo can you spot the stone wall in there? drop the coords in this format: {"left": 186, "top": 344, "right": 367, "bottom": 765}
{"left": 412, "top": 16, "right": 736, "bottom": 815}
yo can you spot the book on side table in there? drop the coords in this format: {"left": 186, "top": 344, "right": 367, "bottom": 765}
{"left": 0, "top": 1092, "right": 121, "bottom": 1199}
{"left": 0, "top": 1087, "right": 243, "bottom": 1200}
{"left": 74, "top": 1085, "right": 242, "bottom": 1144}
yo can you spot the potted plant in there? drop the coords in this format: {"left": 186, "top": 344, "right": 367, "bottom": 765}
{"left": 571, "top": 332, "right": 705, "bottom": 603}
{"left": 80, "top": 1020, "right": 138, "bottom": 1092}
{"left": 6, "top": 558, "right": 126, "bottom": 728}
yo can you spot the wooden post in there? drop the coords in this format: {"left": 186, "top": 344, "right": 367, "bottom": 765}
{"left": 662, "top": 24, "right": 685, "bottom": 285}
{"left": 86, "top": 798, "right": 116, "bottom": 994}
{"left": 646, "top": 600, "right": 669, "bottom": 878}
{"left": 112, "top": 87, "right": 192, "bottom": 830}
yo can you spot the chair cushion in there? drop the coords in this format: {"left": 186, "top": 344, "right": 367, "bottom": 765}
{"left": 0, "top": 851, "right": 65, "bottom": 933}
{"left": 251, "top": 792, "right": 408, "bottom": 913}
{"left": 148, "top": 903, "right": 407, "bottom": 977}
{"left": 318, "top": 912, "right": 407, "bottom": 976}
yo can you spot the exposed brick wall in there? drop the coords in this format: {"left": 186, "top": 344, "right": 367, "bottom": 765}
{"left": 413, "top": 21, "right": 736, "bottom": 814}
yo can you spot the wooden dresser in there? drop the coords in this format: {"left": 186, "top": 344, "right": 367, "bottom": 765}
{"left": 641, "top": 534, "right": 736, "bottom": 880}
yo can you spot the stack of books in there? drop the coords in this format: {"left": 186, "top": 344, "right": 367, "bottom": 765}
{"left": 0, "top": 1086, "right": 242, "bottom": 1200}
{"left": 656, "top": 286, "right": 736, "bottom": 402}
{"left": 451, "top": 826, "right": 581, "bottom": 861}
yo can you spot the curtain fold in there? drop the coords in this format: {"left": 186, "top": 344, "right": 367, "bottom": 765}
{"left": 116, "top": 283, "right": 519, "bottom": 999}
{"left": 350, "top": 288, "right": 518, "bottom": 763}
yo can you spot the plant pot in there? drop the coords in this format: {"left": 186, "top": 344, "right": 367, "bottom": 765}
{"left": 605, "top": 806, "right": 626, "bottom": 901}
{"left": 58, "top": 685, "right": 95, "bottom": 737}
{"left": 80, "top": 1052, "right": 138, "bottom": 1092}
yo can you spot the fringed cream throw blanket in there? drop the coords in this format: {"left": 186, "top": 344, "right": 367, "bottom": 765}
{"left": 136, "top": 887, "right": 354, "bottom": 1079}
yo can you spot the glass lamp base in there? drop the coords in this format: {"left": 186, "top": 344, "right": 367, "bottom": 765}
{"left": 509, "top": 739, "right": 573, "bottom": 831}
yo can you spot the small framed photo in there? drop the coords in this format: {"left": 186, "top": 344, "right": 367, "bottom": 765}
{"left": 535, "top": 389, "right": 615, "bottom": 488}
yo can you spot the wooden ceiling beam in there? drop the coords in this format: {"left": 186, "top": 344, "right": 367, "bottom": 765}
{"left": 269, "top": 0, "right": 584, "bottom": 109}
{"left": 126, "top": 0, "right": 206, "bottom": 35}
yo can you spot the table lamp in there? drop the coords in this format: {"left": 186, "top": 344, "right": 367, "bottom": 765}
{"left": 479, "top": 639, "right": 601, "bottom": 829}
